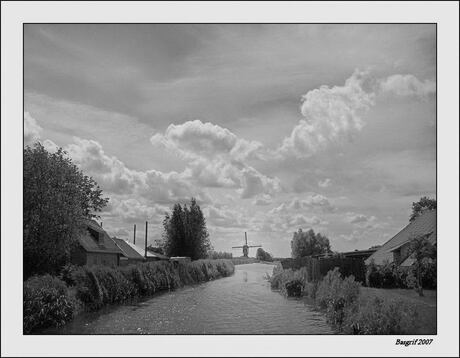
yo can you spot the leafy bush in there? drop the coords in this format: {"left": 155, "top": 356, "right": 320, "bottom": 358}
{"left": 315, "top": 268, "right": 361, "bottom": 328}
{"left": 366, "top": 260, "right": 435, "bottom": 290}
{"left": 284, "top": 280, "right": 302, "bottom": 297}
{"left": 23, "top": 275, "right": 76, "bottom": 333}
{"left": 24, "top": 259, "right": 235, "bottom": 332}
{"left": 343, "top": 296, "right": 418, "bottom": 334}
{"left": 270, "top": 265, "right": 424, "bottom": 334}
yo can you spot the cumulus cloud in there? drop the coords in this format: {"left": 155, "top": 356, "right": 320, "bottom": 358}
{"left": 65, "top": 137, "right": 212, "bottom": 205}
{"left": 24, "top": 112, "right": 42, "bottom": 145}
{"left": 276, "top": 70, "right": 435, "bottom": 160}
{"left": 345, "top": 212, "right": 377, "bottom": 228}
{"left": 318, "top": 178, "right": 332, "bottom": 188}
{"left": 203, "top": 205, "right": 247, "bottom": 229}
{"left": 379, "top": 74, "right": 435, "bottom": 98}
{"left": 151, "top": 119, "right": 263, "bottom": 161}
{"left": 269, "top": 194, "right": 335, "bottom": 215}
{"left": 107, "top": 197, "right": 168, "bottom": 224}
{"left": 238, "top": 166, "right": 282, "bottom": 199}
{"left": 278, "top": 70, "right": 375, "bottom": 158}
{"left": 151, "top": 119, "right": 281, "bottom": 199}
{"left": 253, "top": 194, "right": 273, "bottom": 206}
{"left": 289, "top": 214, "right": 322, "bottom": 226}
{"left": 67, "top": 138, "right": 140, "bottom": 194}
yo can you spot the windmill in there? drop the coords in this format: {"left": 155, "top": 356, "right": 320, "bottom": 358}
{"left": 232, "top": 232, "right": 262, "bottom": 258}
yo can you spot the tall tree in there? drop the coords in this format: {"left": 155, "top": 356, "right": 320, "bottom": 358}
{"left": 256, "top": 248, "right": 273, "bottom": 261}
{"left": 410, "top": 196, "right": 436, "bottom": 222}
{"left": 162, "top": 198, "right": 211, "bottom": 260}
{"left": 23, "top": 143, "right": 108, "bottom": 278}
{"left": 290, "top": 228, "right": 331, "bottom": 259}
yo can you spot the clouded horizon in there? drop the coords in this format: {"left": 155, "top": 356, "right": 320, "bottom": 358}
{"left": 24, "top": 24, "right": 436, "bottom": 257}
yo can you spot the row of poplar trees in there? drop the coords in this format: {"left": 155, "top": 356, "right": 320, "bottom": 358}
{"left": 162, "top": 198, "right": 212, "bottom": 260}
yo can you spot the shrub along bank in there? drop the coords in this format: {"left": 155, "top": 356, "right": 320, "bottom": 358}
{"left": 269, "top": 266, "right": 419, "bottom": 334}
{"left": 24, "top": 259, "right": 235, "bottom": 333}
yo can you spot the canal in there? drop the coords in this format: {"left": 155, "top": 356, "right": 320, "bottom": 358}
{"left": 42, "top": 263, "right": 333, "bottom": 334}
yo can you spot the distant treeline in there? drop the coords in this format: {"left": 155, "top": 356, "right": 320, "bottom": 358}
{"left": 208, "top": 251, "right": 233, "bottom": 259}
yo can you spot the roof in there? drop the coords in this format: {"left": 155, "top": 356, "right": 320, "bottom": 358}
{"left": 113, "top": 238, "right": 145, "bottom": 260}
{"left": 117, "top": 240, "right": 169, "bottom": 260}
{"left": 365, "top": 210, "right": 437, "bottom": 266}
{"left": 77, "top": 220, "right": 124, "bottom": 255}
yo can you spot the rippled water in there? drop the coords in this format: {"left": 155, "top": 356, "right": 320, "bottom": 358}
{"left": 42, "top": 263, "right": 333, "bottom": 334}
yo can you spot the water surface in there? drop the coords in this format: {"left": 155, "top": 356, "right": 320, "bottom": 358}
{"left": 43, "top": 263, "right": 333, "bottom": 334}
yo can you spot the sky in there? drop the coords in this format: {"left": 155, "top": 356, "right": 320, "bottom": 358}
{"left": 24, "top": 24, "right": 436, "bottom": 257}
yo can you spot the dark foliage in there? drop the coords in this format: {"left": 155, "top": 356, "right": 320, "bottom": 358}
{"left": 162, "top": 198, "right": 212, "bottom": 260}
{"left": 256, "top": 248, "right": 273, "bottom": 261}
{"left": 23, "top": 275, "right": 76, "bottom": 333}
{"left": 410, "top": 196, "right": 436, "bottom": 222}
{"left": 290, "top": 228, "right": 331, "bottom": 259}
{"left": 24, "top": 259, "right": 234, "bottom": 333}
{"left": 23, "top": 143, "right": 108, "bottom": 278}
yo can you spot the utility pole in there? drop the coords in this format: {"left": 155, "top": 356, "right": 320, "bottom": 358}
{"left": 133, "top": 224, "right": 136, "bottom": 245}
{"left": 145, "top": 221, "right": 148, "bottom": 258}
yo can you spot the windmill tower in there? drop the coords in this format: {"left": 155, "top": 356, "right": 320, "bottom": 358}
{"left": 232, "top": 232, "right": 262, "bottom": 258}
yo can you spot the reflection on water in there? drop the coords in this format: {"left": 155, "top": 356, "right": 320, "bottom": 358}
{"left": 42, "top": 263, "right": 333, "bottom": 334}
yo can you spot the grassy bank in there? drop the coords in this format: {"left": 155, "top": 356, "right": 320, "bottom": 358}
{"left": 269, "top": 266, "right": 433, "bottom": 334}
{"left": 24, "top": 259, "right": 234, "bottom": 334}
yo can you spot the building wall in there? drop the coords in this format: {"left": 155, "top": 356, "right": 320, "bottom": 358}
{"left": 71, "top": 246, "right": 88, "bottom": 266}
{"left": 86, "top": 252, "right": 119, "bottom": 267}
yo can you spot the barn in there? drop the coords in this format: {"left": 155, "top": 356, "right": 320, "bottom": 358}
{"left": 71, "top": 220, "right": 125, "bottom": 267}
{"left": 365, "top": 209, "right": 436, "bottom": 266}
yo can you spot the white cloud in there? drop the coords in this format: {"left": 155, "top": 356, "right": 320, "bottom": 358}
{"left": 151, "top": 119, "right": 263, "bottom": 161}
{"left": 238, "top": 166, "right": 281, "bottom": 199}
{"left": 65, "top": 137, "right": 212, "bottom": 205}
{"left": 278, "top": 70, "right": 375, "bottom": 158}
{"left": 289, "top": 214, "right": 322, "bottom": 226}
{"left": 269, "top": 194, "right": 335, "bottom": 215}
{"left": 318, "top": 178, "right": 332, "bottom": 188}
{"left": 203, "top": 205, "right": 247, "bottom": 229}
{"left": 276, "top": 70, "right": 435, "bottom": 160}
{"left": 24, "top": 112, "right": 42, "bottom": 145}
{"left": 253, "top": 194, "right": 273, "bottom": 206}
{"left": 379, "top": 74, "right": 435, "bottom": 98}
{"left": 151, "top": 119, "right": 281, "bottom": 199}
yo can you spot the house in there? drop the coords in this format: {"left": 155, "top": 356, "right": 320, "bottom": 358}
{"left": 114, "top": 239, "right": 169, "bottom": 263}
{"left": 113, "top": 238, "right": 145, "bottom": 266}
{"left": 365, "top": 210, "right": 436, "bottom": 266}
{"left": 71, "top": 220, "right": 125, "bottom": 267}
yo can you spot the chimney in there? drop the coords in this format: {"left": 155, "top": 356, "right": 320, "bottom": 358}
{"left": 145, "top": 221, "right": 148, "bottom": 258}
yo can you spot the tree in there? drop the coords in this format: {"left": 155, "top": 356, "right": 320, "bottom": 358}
{"left": 162, "top": 198, "right": 212, "bottom": 260}
{"left": 208, "top": 251, "right": 233, "bottom": 259}
{"left": 410, "top": 196, "right": 436, "bottom": 222}
{"left": 290, "top": 228, "right": 331, "bottom": 259}
{"left": 23, "top": 143, "right": 109, "bottom": 278}
{"left": 407, "top": 234, "right": 437, "bottom": 297}
{"left": 256, "top": 248, "right": 273, "bottom": 262}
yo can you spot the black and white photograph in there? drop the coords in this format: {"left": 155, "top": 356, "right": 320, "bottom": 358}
{"left": 2, "top": 1, "right": 459, "bottom": 357}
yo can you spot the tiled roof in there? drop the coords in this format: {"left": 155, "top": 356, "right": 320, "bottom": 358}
{"left": 113, "top": 238, "right": 145, "bottom": 260}
{"left": 365, "top": 210, "right": 437, "bottom": 266}
{"left": 77, "top": 220, "right": 124, "bottom": 255}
